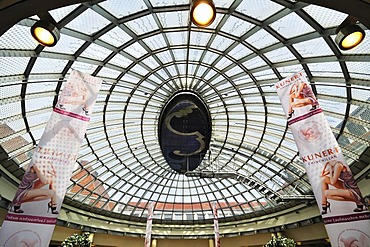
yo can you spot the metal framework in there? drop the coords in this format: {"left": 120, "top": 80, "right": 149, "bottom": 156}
{"left": 0, "top": 0, "right": 369, "bottom": 232}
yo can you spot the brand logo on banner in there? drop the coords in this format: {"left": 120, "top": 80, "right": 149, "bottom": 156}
{"left": 144, "top": 202, "right": 154, "bottom": 247}
{"left": 275, "top": 71, "right": 370, "bottom": 246}
{"left": 0, "top": 70, "right": 102, "bottom": 246}
{"left": 212, "top": 202, "right": 220, "bottom": 247}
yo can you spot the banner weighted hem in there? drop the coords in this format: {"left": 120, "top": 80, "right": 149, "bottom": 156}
{"left": 5, "top": 214, "right": 57, "bottom": 225}
{"left": 323, "top": 212, "right": 370, "bottom": 224}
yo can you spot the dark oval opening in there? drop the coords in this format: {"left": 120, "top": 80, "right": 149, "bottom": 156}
{"left": 158, "top": 92, "right": 212, "bottom": 174}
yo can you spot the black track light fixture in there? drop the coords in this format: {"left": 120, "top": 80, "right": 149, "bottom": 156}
{"left": 335, "top": 16, "right": 365, "bottom": 50}
{"left": 31, "top": 20, "right": 60, "bottom": 47}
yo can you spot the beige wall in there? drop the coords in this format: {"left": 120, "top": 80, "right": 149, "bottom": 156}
{"left": 0, "top": 206, "right": 329, "bottom": 247}
{"left": 48, "top": 223, "right": 328, "bottom": 247}
{"left": 93, "top": 234, "right": 143, "bottom": 247}
{"left": 152, "top": 239, "right": 209, "bottom": 247}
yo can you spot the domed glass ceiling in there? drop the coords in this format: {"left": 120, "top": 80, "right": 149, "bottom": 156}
{"left": 0, "top": 0, "right": 369, "bottom": 226}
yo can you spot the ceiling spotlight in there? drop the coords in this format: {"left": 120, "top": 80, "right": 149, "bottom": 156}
{"left": 31, "top": 20, "right": 60, "bottom": 47}
{"left": 190, "top": 0, "right": 216, "bottom": 28}
{"left": 335, "top": 16, "right": 365, "bottom": 51}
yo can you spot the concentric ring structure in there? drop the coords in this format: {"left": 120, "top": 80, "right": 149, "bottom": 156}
{"left": 0, "top": 0, "right": 369, "bottom": 239}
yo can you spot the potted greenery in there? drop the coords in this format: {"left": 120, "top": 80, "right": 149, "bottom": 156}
{"left": 61, "top": 232, "right": 92, "bottom": 247}
{"left": 264, "top": 234, "right": 296, "bottom": 247}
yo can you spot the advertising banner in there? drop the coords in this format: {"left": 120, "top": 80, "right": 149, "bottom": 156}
{"left": 275, "top": 71, "right": 370, "bottom": 246}
{"left": 144, "top": 202, "right": 154, "bottom": 247}
{"left": 213, "top": 202, "right": 220, "bottom": 247}
{"left": 0, "top": 70, "right": 102, "bottom": 246}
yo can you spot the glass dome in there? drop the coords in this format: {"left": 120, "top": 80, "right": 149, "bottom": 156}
{"left": 0, "top": 0, "right": 369, "bottom": 237}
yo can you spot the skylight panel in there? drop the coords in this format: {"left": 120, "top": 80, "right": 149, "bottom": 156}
{"left": 43, "top": 34, "right": 86, "bottom": 54}
{"left": 143, "top": 33, "right": 167, "bottom": 50}
{"left": 124, "top": 42, "right": 148, "bottom": 58}
{"left": 49, "top": 4, "right": 80, "bottom": 22}
{"left": 0, "top": 25, "right": 38, "bottom": 50}
{"left": 303, "top": 5, "right": 347, "bottom": 29}
{"left": 235, "top": 0, "right": 284, "bottom": 21}
{"left": 276, "top": 64, "right": 304, "bottom": 77}
{"left": 70, "top": 61, "right": 99, "bottom": 74}
{"left": 228, "top": 43, "right": 253, "bottom": 60}
{"left": 346, "top": 62, "right": 370, "bottom": 80}
{"left": 264, "top": 46, "right": 296, "bottom": 63}
{"left": 157, "top": 11, "right": 188, "bottom": 28}
{"left": 215, "top": 57, "right": 233, "bottom": 70}
{"left": 25, "top": 96, "right": 53, "bottom": 112}
{"left": 188, "top": 48, "right": 203, "bottom": 62}
{"left": 242, "top": 56, "right": 267, "bottom": 70}
{"left": 269, "top": 12, "right": 315, "bottom": 39}
{"left": 195, "top": 65, "right": 208, "bottom": 78}
{"left": 222, "top": 16, "right": 255, "bottom": 37}
{"left": 321, "top": 100, "right": 347, "bottom": 115}
{"left": 155, "top": 68, "right": 170, "bottom": 80}
{"left": 202, "top": 50, "right": 218, "bottom": 65}
{"left": 293, "top": 37, "right": 334, "bottom": 58}
{"left": 125, "top": 14, "right": 159, "bottom": 36}
{"left": 325, "top": 115, "right": 344, "bottom": 128}
{"left": 315, "top": 82, "right": 346, "bottom": 98}
{"left": 65, "top": 8, "right": 111, "bottom": 35}
{"left": 150, "top": 0, "right": 188, "bottom": 7}
{"left": 97, "top": 67, "right": 122, "bottom": 79}
{"left": 307, "top": 62, "right": 343, "bottom": 77}
{"left": 166, "top": 32, "right": 188, "bottom": 46}
{"left": 0, "top": 101, "right": 21, "bottom": 119}
{"left": 0, "top": 57, "right": 30, "bottom": 76}
{"left": 253, "top": 69, "right": 277, "bottom": 81}
{"left": 108, "top": 53, "right": 133, "bottom": 68}
{"left": 80, "top": 43, "right": 113, "bottom": 61}
{"left": 245, "top": 29, "right": 279, "bottom": 49}
{"left": 225, "top": 66, "right": 244, "bottom": 77}
{"left": 99, "top": 26, "right": 132, "bottom": 48}
{"left": 210, "top": 35, "right": 234, "bottom": 52}
{"left": 172, "top": 48, "right": 187, "bottom": 61}
{"left": 99, "top": 0, "right": 147, "bottom": 18}
{"left": 352, "top": 85, "right": 370, "bottom": 102}
{"left": 31, "top": 57, "right": 68, "bottom": 74}
{"left": 165, "top": 65, "right": 177, "bottom": 77}
{"left": 190, "top": 31, "right": 212, "bottom": 46}
{"left": 155, "top": 50, "right": 173, "bottom": 64}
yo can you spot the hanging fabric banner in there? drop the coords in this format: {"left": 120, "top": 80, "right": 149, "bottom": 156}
{"left": 0, "top": 70, "right": 102, "bottom": 246}
{"left": 144, "top": 202, "right": 154, "bottom": 247}
{"left": 275, "top": 71, "right": 370, "bottom": 246}
{"left": 212, "top": 202, "right": 220, "bottom": 247}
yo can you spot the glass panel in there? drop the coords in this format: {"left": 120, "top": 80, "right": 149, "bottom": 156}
{"left": 50, "top": 4, "right": 80, "bottom": 22}
{"left": 269, "top": 12, "right": 315, "bottom": 39}
{"left": 293, "top": 37, "right": 334, "bottom": 57}
{"left": 65, "top": 8, "right": 111, "bottom": 35}
{"left": 125, "top": 15, "right": 159, "bottom": 35}
{"left": 0, "top": 25, "right": 38, "bottom": 50}
{"left": 157, "top": 11, "right": 188, "bottom": 28}
{"left": 221, "top": 16, "right": 255, "bottom": 36}
{"left": 245, "top": 29, "right": 279, "bottom": 49}
{"left": 99, "top": 26, "right": 132, "bottom": 47}
{"left": 264, "top": 47, "right": 295, "bottom": 63}
{"left": 99, "top": 0, "right": 147, "bottom": 18}
{"left": 235, "top": 0, "right": 284, "bottom": 21}
{"left": 303, "top": 5, "right": 347, "bottom": 28}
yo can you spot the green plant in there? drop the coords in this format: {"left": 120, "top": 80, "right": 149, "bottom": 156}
{"left": 61, "top": 232, "right": 92, "bottom": 247}
{"left": 264, "top": 235, "right": 296, "bottom": 247}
